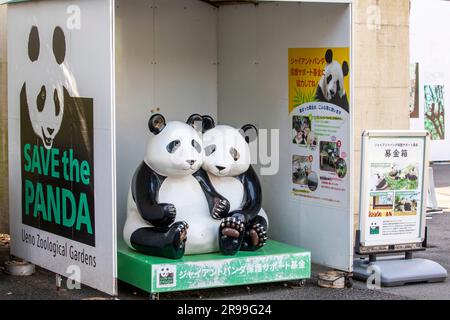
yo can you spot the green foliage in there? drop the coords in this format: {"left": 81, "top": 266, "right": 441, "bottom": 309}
{"left": 293, "top": 87, "right": 318, "bottom": 107}
{"left": 424, "top": 85, "right": 445, "bottom": 140}
{"left": 384, "top": 164, "right": 419, "bottom": 191}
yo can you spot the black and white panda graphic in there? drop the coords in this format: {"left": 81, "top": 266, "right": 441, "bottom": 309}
{"left": 123, "top": 114, "right": 230, "bottom": 259}
{"left": 21, "top": 25, "right": 72, "bottom": 149}
{"left": 20, "top": 25, "right": 95, "bottom": 245}
{"left": 315, "top": 49, "right": 350, "bottom": 112}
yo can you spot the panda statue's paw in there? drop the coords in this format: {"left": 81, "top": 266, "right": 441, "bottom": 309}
{"left": 219, "top": 217, "right": 245, "bottom": 256}
{"left": 166, "top": 221, "right": 189, "bottom": 259}
{"left": 212, "top": 198, "right": 230, "bottom": 219}
{"left": 241, "top": 223, "right": 268, "bottom": 252}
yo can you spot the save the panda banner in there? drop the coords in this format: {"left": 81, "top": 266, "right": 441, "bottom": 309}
{"left": 8, "top": 0, "right": 116, "bottom": 295}
{"left": 359, "top": 132, "right": 428, "bottom": 247}
{"left": 288, "top": 47, "right": 350, "bottom": 207}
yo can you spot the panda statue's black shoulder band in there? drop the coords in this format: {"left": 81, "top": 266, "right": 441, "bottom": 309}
{"left": 194, "top": 168, "right": 228, "bottom": 216}
{"left": 236, "top": 165, "right": 262, "bottom": 222}
{"left": 131, "top": 162, "right": 167, "bottom": 224}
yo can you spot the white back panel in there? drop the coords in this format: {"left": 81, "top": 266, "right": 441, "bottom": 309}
{"left": 115, "top": 0, "right": 218, "bottom": 232}
{"left": 218, "top": 2, "right": 352, "bottom": 270}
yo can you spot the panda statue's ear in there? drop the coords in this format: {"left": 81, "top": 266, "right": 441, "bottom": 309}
{"left": 148, "top": 114, "right": 166, "bottom": 135}
{"left": 342, "top": 61, "right": 349, "bottom": 77}
{"left": 240, "top": 124, "right": 258, "bottom": 144}
{"left": 187, "top": 114, "right": 203, "bottom": 133}
{"left": 202, "top": 115, "right": 216, "bottom": 133}
{"left": 325, "top": 49, "right": 333, "bottom": 64}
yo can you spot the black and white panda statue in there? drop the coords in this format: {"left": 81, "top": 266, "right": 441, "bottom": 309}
{"left": 315, "top": 49, "right": 350, "bottom": 112}
{"left": 201, "top": 116, "right": 269, "bottom": 256}
{"left": 123, "top": 114, "right": 230, "bottom": 259}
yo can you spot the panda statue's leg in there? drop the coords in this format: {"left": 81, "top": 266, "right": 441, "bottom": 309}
{"left": 241, "top": 214, "right": 268, "bottom": 252}
{"left": 130, "top": 222, "right": 188, "bottom": 259}
{"left": 218, "top": 215, "right": 245, "bottom": 256}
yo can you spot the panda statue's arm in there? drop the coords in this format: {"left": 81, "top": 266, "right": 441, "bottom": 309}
{"left": 194, "top": 168, "right": 230, "bottom": 220}
{"left": 234, "top": 165, "right": 262, "bottom": 223}
{"left": 132, "top": 162, "right": 177, "bottom": 228}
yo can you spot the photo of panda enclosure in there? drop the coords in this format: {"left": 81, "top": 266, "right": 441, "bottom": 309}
{"left": 370, "top": 163, "right": 419, "bottom": 191}
{"left": 424, "top": 85, "right": 445, "bottom": 140}
{"left": 369, "top": 192, "right": 394, "bottom": 218}
{"left": 335, "top": 158, "right": 347, "bottom": 178}
{"left": 319, "top": 141, "right": 340, "bottom": 172}
{"left": 394, "top": 192, "right": 419, "bottom": 216}
{"left": 292, "top": 116, "right": 317, "bottom": 148}
{"left": 292, "top": 155, "right": 312, "bottom": 186}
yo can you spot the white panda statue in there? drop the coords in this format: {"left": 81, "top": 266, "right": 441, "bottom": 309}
{"left": 123, "top": 114, "right": 230, "bottom": 259}
{"left": 200, "top": 116, "right": 269, "bottom": 256}
{"left": 315, "top": 49, "right": 350, "bottom": 112}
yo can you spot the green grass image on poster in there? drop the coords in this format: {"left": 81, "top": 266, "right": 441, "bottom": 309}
{"left": 424, "top": 85, "right": 445, "bottom": 140}
{"left": 293, "top": 87, "right": 318, "bottom": 107}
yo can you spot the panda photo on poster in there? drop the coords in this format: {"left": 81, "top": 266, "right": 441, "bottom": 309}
{"left": 289, "top": 48, "right": 350, "bottom": 207}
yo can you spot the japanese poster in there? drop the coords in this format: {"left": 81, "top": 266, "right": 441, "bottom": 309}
{"left": 289, "top": 48, "right": 350, "bottom": 207}
{"left": 424, "top": 85, "right": 445, "bottom": 140}
{"left": 361, "top": 135, "right": 427, "bottom": 246}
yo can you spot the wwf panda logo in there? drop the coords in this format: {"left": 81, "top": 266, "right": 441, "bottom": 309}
{"left": 315, "top": 49, "right": 350, "bottom": 112}
{"left": 20, "top": 25, "right": 69, "bottom": 149}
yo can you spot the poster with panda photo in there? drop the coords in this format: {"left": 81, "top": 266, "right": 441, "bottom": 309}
{"left": 289, "top": 48, "right": 350, "bottom": 207}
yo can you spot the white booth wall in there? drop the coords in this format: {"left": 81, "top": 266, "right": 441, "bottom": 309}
{"left": 115, "top": 0, "right": 218, "bottom": 233}
{"left": 410, "top": 0, "right": 450, "bottom": 161}
{"left": 115, "top": 0, "right": 352, "bottom": 271}
{"left": 217, "top": 2, "right": 352, "bottom": 271}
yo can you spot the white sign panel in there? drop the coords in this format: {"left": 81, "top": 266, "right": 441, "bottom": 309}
{"left": 7, "top": 0, "right": 116, "bottom": 295}
{"left": 359, "top": 131, "right": 429, "bottom": 247}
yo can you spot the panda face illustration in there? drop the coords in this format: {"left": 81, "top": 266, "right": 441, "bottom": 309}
{"left": 316, "top": 49, "right": 349, "bottom": 111}
{"left": 321, "top": 50, "right": 348, "bottom": 100}
{"left": 145, "top": 114, "right": 204, "bottom": 177}
{"left": 202, "top": 125, "right": 256, "bottom": 177}
{"left": 160, "top": 267, "right": 170, "bottom": 278}
{"left": 23, "top": 25, "right": 68, "bottom": 149}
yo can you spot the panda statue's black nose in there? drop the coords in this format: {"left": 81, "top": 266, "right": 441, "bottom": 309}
{"left": 47, "top": 128, "right": 55, "bottom": 135}
{"left": 216, "top": 166, "right": 226, "bottom": 171}
{"left": 186, "top": 160, "right": 196, "bottom": 166}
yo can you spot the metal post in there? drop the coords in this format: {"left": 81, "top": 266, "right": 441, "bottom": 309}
{"left": 56, "top": 274, "right": 63, "bottom": 291}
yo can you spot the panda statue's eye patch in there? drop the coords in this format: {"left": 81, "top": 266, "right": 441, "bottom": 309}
{"left": 230, "top": 147, "right": 240, "bottom": 161}
{"left": 37, "top": 86, "right": 46, "bottom": 112}
{"left": 167, "top": 140, "right": 181, "bottom": 153}
{"left": 326, "top": 74, "right": 333, "bottom": 84}
{"left": 205, "top": 144, "right": 216, "bottom": 156}
{"left": 192, "top": 140, "right": 202, "bottom": 154}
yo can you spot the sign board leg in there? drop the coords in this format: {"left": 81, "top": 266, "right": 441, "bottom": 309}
{"left": 56, "top": 274, "right": 63, "bottom": 291}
